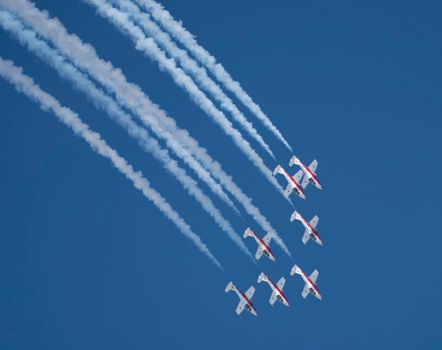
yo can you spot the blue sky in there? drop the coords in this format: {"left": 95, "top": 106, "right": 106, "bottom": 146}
{"left": 1, "top": 0, "right": 441, "bottom": 349}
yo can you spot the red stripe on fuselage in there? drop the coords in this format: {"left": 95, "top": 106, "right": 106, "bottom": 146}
{"left": 268, "top": 277, "right": 289, "bottom": 304}
{"left": 250, "top": 230, "right": 276, "bottom": 260}
{"left": 304, "top": 273, "right": 322, "bottom": 297}
{"left": 299, "top": 160, "right": 322, "bottom": 187}
{"left": 238, "top": 288, "right": 257, "bottom": 313}
{"left": 282, "top": 168, "right": 305, "bottom": 196}
{"left": 305, "top": 220, "right": 323, "bottom": 242}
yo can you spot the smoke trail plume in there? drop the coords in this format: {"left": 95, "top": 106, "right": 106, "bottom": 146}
{"left": 0, "top": 10, "right": 253, "bottom": 259}
{"left": 137, "top": 0, "right": 292, "bottom": 151}
{"left": 112, "top": 0, "right": 274, "bottom": 159}
{"left": 0, "top": 0, "right": 291, "bottom": 256}
{"left": 0, "top": 56, "right": 222, "bottom": 268}
{"left": 83, "top": 0, "right": 285, "bottom": 196}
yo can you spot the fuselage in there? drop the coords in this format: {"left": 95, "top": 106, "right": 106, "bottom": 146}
{"left": 298, "top": 216, "right": 323, "bottom": 245}
{"left": 267, "top": 278, "right": 290, "bottom": 306}
{"left": 281, "top": 167, "right": 306, "bottom": 199}
{"left": 298, "top": 160, "right": 322, "bottom": 190}
{"left": 299, "top": 272, "right": 322, "bottom": 300}
{"left": 252, "top": 232, "right": 276, "bottom": 261}
{"left": 235, "top": 287, "right": 258, "bottom": 315}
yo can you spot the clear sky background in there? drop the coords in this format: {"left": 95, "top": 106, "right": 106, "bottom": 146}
{"left": 1, "top": 0, "right": 441, "bottom": 349}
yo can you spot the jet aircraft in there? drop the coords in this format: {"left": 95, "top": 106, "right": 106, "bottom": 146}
{"left": 225, "top": 282, "right": 258, "bottom": 316}
{"left": 290, "top": 265, "right": 322, "bottom": 300}
{"left": 257, "top": 272, "right": 290, "bottom": 307}
{"left": 290, "top": 211, "right": 323, "bottom": 246}
{"left": 244, "top": 228, "right": 276, "bottom": 262}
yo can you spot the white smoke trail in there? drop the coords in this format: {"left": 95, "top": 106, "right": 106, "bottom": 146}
{"left": 82, "top": 0, "right": 285, "bottom": 196}
{"left": 111, "top": 0, "right": 275, "bottom": 159}
{"left": 0, "top": 0, "right": 237, "bottom": 217}
{"left": 0, "top": 57, "right": 222, "bottom": 268}
{"left": 1, "top": 0, "right": 291, "bottom": 256}
{"left": 136, "top": 0, "right": 293, "bottom": 151}
{"left": 0, "top": 10, "right": 254, "bottom": 259}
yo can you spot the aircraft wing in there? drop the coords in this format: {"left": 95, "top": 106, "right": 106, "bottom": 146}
{"left": 309, "top": 160, "right": 318, "bottom": 174}
{"left": 269, "top": 292, "right": 277, "bottom": 305}
{"left": 302, "top": 229, "right": 310, "bottom": 244}
{"left": 245, "top": 286, "right": 255, "bottom": 299}
{"left": 310, "top": 270, "right": 319, "bottom": 284}
{"left": 277, "top": 277, "right": 286, "bottom": 290}
{"left": 284, "top": 183, "right": 293, "bottom": 197}
{"left": 293, "top": 169, "right": 304, "bottom": 183}
{"left": 262, "top": 232, "right": 272, "bottom": 245}
{"left": 236, "top": 299, "right": 246, "bottom": 315}
{"left": 301, "top": 174, "right": 310, "bottom": 189}
{"left": 255, "top": 247, "right": 263, "bottom": 260}
{"left": 310, "top": 215, "right": 320, "bottom": 229}
{"left": 302, "top": 284, "right": 310, "bottom": 299}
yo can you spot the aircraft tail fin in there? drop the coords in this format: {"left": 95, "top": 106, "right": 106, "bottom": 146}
{"left": 290, "top": 264, "right": 302, "bottom": 276}
{"left": 257, "top": 272, "right": 267, "bottom": 283}
{"left": 243, "top": 227, "right": 255, "bottom": 239}
{"left": 290, "top": 210, "right": 302, "bottom": 222}
{"left": 289, "top": 155, "right": 301, "bottom": 167}
{"left": 302, "top": 284, "right": 310, "bottom": 299}
{"left": 302, "top": 230, "right": 310, "bottom": 244}
{"left": 225, "top": 281, "right": 236, "bottom": 293}
{"left": 273, "top": 165, "right": 283, "bottom": 176}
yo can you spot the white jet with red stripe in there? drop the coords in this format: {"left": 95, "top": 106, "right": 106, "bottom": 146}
{"left": 225, "top": 282, "right": 258, "bottom": 316}
{"left": 290, "top": 264, "right": 323, "bottom": 300}
{"left": 243, "top": 228, "right": 276, "bottom": 262}
{"left": 257, "top": 272, "right": 290, "bottom": 307}
{"left": 289, "top": 155, "right": 322, "bottom": 190}
{"left": 290, "top": 211, "right": 323, "bottom": 246}
{"left": 273, "top": 165, "right": 306, "bottom": 199}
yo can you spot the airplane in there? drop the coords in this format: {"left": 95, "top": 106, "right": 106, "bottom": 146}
{"left": 257, "top": 272, "right": 290, "bottom": 307}
{"left": 289, "top": 155, "right": 322, "bottom": 190}
{"left": 290, "top": 211, "right": 323, "bottom": 246}
{"left": 243, "top": 228, "right": 276, "bottom": 262}
{"left": 273, "top": 165, "right": 306, "bottom": 199}
{"left": 225, "top": 281, "right": 258, "bottom": 316}
{"left": 290, "top": 264, "right": 322, "bottom": 300}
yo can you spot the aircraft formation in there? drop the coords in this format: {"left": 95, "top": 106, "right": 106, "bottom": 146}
{"left": 226, "top": 155, "right": 324, "bottom": 316}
